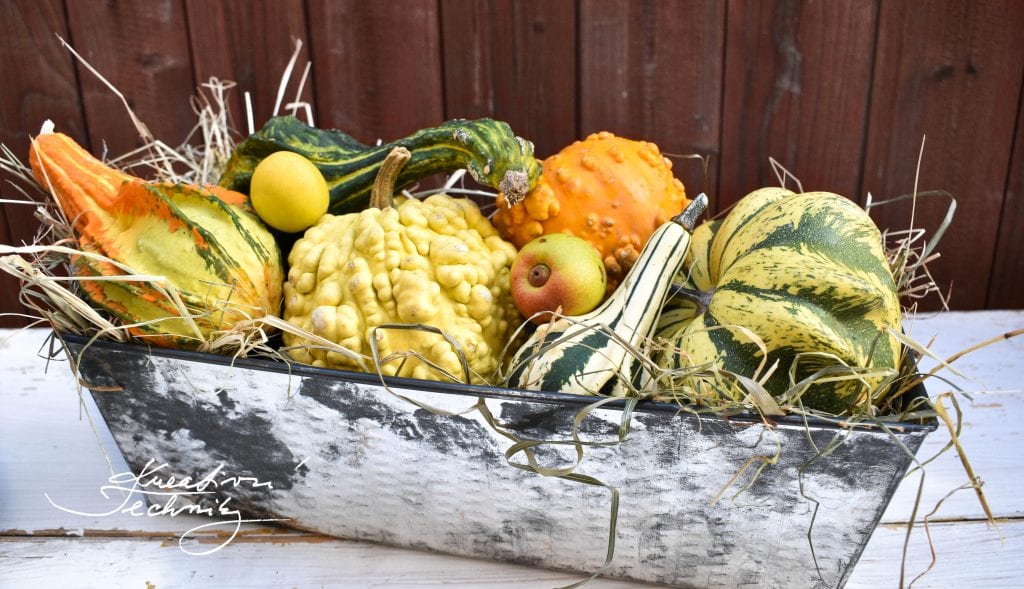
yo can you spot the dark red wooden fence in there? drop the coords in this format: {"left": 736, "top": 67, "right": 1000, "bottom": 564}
{"left": 2, "top": 0, "right": 1022, "bottom": 327}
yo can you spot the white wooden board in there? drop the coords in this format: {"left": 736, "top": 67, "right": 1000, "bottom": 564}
{"left": 0, "top": 520, "right": 1019, "bottom": 589}
{"left": 882, "top": 310, "right": 1024, "bottom": 523}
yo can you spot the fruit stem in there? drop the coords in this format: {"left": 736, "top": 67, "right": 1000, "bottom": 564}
{"left": 370, "top": 146, "right": 412, "bottom": 210}
{"left": 671, "top": 192, "right": 709, "bottom": 231}
{"left": 669, "top": 284, "right": 714, "bottom": 315}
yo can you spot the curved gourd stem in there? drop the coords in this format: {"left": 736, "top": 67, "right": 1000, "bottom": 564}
{"left": 370, "top": 146, "right": 412, "bottom": 210}
{"left": 671, "top": 192, "right": 709, "bottom": 231}
{"left": 669, "top": 284, "right": 715, "bottom": 315}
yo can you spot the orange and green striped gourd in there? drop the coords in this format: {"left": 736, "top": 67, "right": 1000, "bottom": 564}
{"left": 29, "top": 127, "right": 284, "bottom": 349}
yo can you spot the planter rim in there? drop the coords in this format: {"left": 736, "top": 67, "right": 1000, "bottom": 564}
{"left": 60, "top": 331, "right": 937, "bottom": 434}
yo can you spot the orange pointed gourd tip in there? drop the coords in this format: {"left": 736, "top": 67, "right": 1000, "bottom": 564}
{"left": 28, "top": 131, "right": 133, "bottom": 239}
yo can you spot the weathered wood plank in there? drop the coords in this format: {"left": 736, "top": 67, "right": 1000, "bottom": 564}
{"left": 0, "top": 0, "right": 83, "bottom": 328}
{"left": 441, "top": 0, "right": 577, "bottom": 158}
{"left": 578, "top": 0, "right": 725, "bottom": 205}
{"left": 1, "top": 519, "right": 1020, "bottom": 588}
{"left": 63, "top": 0, "right": 197, "bottom": 155}
{"left": 0, "top": 0, "right": 85, "bottom": 149}
{"left": 862, "top": 0, "right": 1024, "bottom": 311}
{"left": 0, "top": 535, "right": 661, "bottom": 588}
{"left": 718, "top": 0, "right": 877, "bottom": 215}
{"left": 881, "top": 388, "right": 1024, "bottom": 523}
{"left": 882, "top": 310, "right": 1024, "bottom": 522}
{"left": 183, "top": 0, "right": 313, "bottom": 136}
{"left": 986, "top": 84, "right": 1024, "bottom": 308}
{"left": 852, "top": 519, "right": 1022, "bottom": 588}
{"left": 306, "top": 0, "right": 444, "bottom": 144}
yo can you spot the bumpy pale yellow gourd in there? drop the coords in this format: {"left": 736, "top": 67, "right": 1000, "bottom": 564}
{"left": 283, "top": 149, "right": 521, "bottom": 383}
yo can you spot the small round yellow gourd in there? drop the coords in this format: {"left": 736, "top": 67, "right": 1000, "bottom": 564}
{"left": 250, "top": 151, "right": 329, "bottom": 233}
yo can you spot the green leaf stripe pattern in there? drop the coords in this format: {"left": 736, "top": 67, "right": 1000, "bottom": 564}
{"left": 657, "top": 188, "right": 901, "bottom": 414}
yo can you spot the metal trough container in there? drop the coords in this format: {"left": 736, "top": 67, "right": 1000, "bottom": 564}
{"left": 65, "top": 334, "right": 934, "bottom": 588}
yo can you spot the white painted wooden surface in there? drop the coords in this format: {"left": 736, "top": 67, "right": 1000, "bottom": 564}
{"left": 1, "top": 309, "right": 1022, "bottom": 588}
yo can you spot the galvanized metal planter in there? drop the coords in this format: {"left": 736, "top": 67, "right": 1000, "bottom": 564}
{"left": 65, "top": 334, "right": 933, "bottom": 588}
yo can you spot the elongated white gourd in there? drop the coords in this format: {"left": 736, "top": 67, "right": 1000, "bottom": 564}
{"left": 506, "top": 194, "right": 708, "bottom": 396}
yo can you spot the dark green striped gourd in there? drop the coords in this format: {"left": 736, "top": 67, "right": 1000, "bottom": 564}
{"left": 507, "top": 195, "right": 708, "bottom": 397}
{"left": 219, "top": 116, "right": 542, "bottom": 215}
{"left": 656, "top": 187, "right": 902, "bottom": 414}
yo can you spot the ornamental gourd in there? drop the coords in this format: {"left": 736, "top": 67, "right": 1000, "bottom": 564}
{"left": 507, "top": 195, "right": 708, "bottom": 397}
{"left": 283, "top": 148, "right": 520, "bottom": 384}
{"left": 28, "top": 127, "right": 284, "bottom": 349}
{"left": 656, "top": 187, "right": 902, "bottom": 414}
{"left": 492, "top": 132, "right": 690, "bottom": 291}
{"left": 220, "top": 116, "right": 542, "bottom": 216}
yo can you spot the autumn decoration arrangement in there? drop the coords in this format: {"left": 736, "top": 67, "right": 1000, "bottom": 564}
{"left": 1, "top": 78, "right": 932, "bottom": 421}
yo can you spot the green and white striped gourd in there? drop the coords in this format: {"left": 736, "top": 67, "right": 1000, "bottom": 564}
{"left": 507, "top": 194, "right": 708, "bottom": 396}
{"left": 656, "top": 187, "right": 902, "bottom": 414}
{"left": 219, "top": 116, "right": 542, "bottom": 215}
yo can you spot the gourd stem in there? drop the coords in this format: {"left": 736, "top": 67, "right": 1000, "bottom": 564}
{"left": 370, "top": 146, "right": 412, "bottom": 209}
{"left": 672, "top": 192, "right": 709, "bottom": 231}
{"left": 669, "top": 284, "right": 714, "bottom": 315}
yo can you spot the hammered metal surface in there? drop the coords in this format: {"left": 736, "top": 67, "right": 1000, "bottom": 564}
{"left": 70, "top": 340, "right": 929, "bottom": 588}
